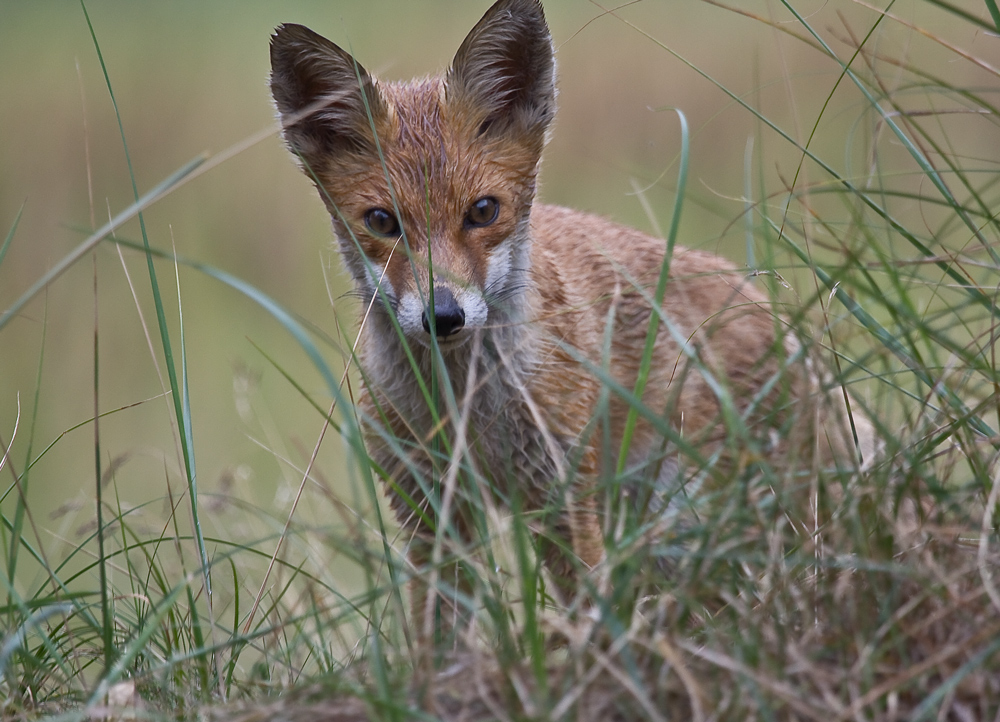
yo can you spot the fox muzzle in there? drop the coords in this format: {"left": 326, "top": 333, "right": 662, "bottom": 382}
{"left": 421, "top": 286, "right": 466, "bottom": 338}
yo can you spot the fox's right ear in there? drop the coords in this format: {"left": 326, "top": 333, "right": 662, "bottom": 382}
{"left": 269, "top": 24, "right": 385, "bottom": 169}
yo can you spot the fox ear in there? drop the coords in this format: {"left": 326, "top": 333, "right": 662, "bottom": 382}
{"left": 269, "top": 24, "right": 385, "bottom": 168}
{"left": 447, "top": 0, "right": 555, "bottom": 140}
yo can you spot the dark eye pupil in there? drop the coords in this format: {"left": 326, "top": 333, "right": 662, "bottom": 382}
{"left": 364, "top": 208, "right": 400, "bottom": 236}
{"left": 467, "top": 197, "right": 498, "bottom": 227}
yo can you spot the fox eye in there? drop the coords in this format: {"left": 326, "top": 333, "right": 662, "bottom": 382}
{"left": 465, "top": 197, "right": 499, "bottom": 228}
{"left": 364, "top": 208, "right": 401, "bottom": 237}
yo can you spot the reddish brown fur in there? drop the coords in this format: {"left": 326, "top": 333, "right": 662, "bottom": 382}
{"left": 270, "top": 0, "right": 874, "bottom": 642}
{"left": 311, "top": 77, "right": 542, "bottom": 299}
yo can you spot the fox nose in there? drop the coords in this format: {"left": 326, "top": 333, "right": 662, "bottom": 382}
{"left": 421, "top": 286, "right": 466, "bottom": 337}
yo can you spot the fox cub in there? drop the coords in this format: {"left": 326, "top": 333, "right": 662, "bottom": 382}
{"left": 270, "top": 0, "right": 872, "bottom": 622}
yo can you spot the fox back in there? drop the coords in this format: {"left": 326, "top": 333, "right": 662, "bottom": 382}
{"left": 269, "top": 0, "right": 872, "bottom": 617}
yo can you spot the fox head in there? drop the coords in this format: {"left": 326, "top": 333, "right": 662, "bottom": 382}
{"left": 270, "top": 0, "right": 555, "bottom": 349}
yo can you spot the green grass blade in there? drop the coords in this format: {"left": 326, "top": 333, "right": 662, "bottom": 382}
{"left": 0, "top": 201, "right": 24, "bottom": 268}
{"left": 91, "top": 255, "right": 113, "bottom": 673}
{"left": 0, "top": 155, "right": 204, "bottom": 333}
{"left": 86, "top": 575, "right": 191, "bottom": 708}
{"left": 79, "top": 1, "right": 212, "bottom": 603}
{"left": 171, "top": 250, "right": 215, "bottom": 690}
{"left": 919, "top": 0, "right": 998, "bottom": 31}
{"left": 16, "top": 393, "right": 167, "bottom": 480}
{"left": 765, "top": 215, "right": 995, "bottom": 439}
{"left": 777, "top": 0, "right": 995, "bottom": 279}
{"left": 607, "top": 11, "right": 997, "bottom": 318}
{"left": 743, "top": 136, "right": 756, "bottom": 268}
{"left": 910, "top": 635, "right": 1000, "bottom": 721}
{"left": 246, "top": 339, "right": 341, "bottom": 432}
{"left": 984, "top": 0, "right": 1000, "bottom": 31}
{"left": 0, "top": 603, "right": 74, "bottom": 681}
{"left": 6, "top": 296, "right": 46, "bottom": 595}
{"left": 103, "top": 236, "right": 339, "bottom": 395}
{"left": 616, "top": 108, "right": 689, "bottom": 476}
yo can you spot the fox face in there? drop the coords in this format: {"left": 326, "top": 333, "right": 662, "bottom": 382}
{"left": 269, "top": 0, "right": 555, "bottom": 348}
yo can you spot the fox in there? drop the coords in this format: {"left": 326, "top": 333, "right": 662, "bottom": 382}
{"left": 269, "top": 0, "right": 873, "bottom": 634}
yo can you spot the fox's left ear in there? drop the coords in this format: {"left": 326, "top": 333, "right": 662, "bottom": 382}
{"left": 447, "top": 0, "right": 556, "bottom": 141}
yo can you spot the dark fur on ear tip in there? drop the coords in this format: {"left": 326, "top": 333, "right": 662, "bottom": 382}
{"left": 446, "top": 0, "right": 556, "bottom": 138}
{"left": 269, "top": 23, "right": 351, "bottom": 65}
{"left": 269, "top": 23, "right": 384, "bottom": 163}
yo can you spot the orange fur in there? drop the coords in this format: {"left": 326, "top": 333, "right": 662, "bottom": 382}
{"left": 270, "top": 0, "right": 873, "bottom": 637}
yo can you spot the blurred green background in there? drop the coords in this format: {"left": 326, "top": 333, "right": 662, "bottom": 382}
{"left": 0, "top": 0, "right": 994, "bottom": 590}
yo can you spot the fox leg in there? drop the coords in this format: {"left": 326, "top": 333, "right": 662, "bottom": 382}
{"left": 407, "top": 536, "right": 456, "bottom": 647}
{"left": 570, "top": 489, "right": 605, "bottom": 570}
{"left": 405, "top": 527, "right": 478, "bottom": 649}
{"left": 538, "top": 449, "right": 605, "bottom": 602}
{"left": 537, "top": 493, "right": 603, "bottom": 604}
{"left": 566, "top": 449, "right": 606, "bottom": 571}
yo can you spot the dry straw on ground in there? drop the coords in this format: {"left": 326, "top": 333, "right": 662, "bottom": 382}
{"left": 206, "top": 463, "right": 1000, "bottom": 721}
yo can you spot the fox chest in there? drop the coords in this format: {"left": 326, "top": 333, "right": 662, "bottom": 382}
{"left": 357, "top": 372, "right": 571, "bottom": 512}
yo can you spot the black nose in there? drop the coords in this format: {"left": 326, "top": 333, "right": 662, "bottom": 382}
{"left": 421, "top": 286, "right": 465, "bottom": 337}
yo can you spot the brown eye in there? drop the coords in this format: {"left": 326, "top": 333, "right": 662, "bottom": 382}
{"left": 364, "top": 208, "right": 401, "bottom": 237}
{"left": 465, "top": 197, "right": 499, "bottom": 228}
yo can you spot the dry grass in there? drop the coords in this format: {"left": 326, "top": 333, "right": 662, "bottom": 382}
{"left": 202, "top": 463, "right": 1000, "bottom": 721}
